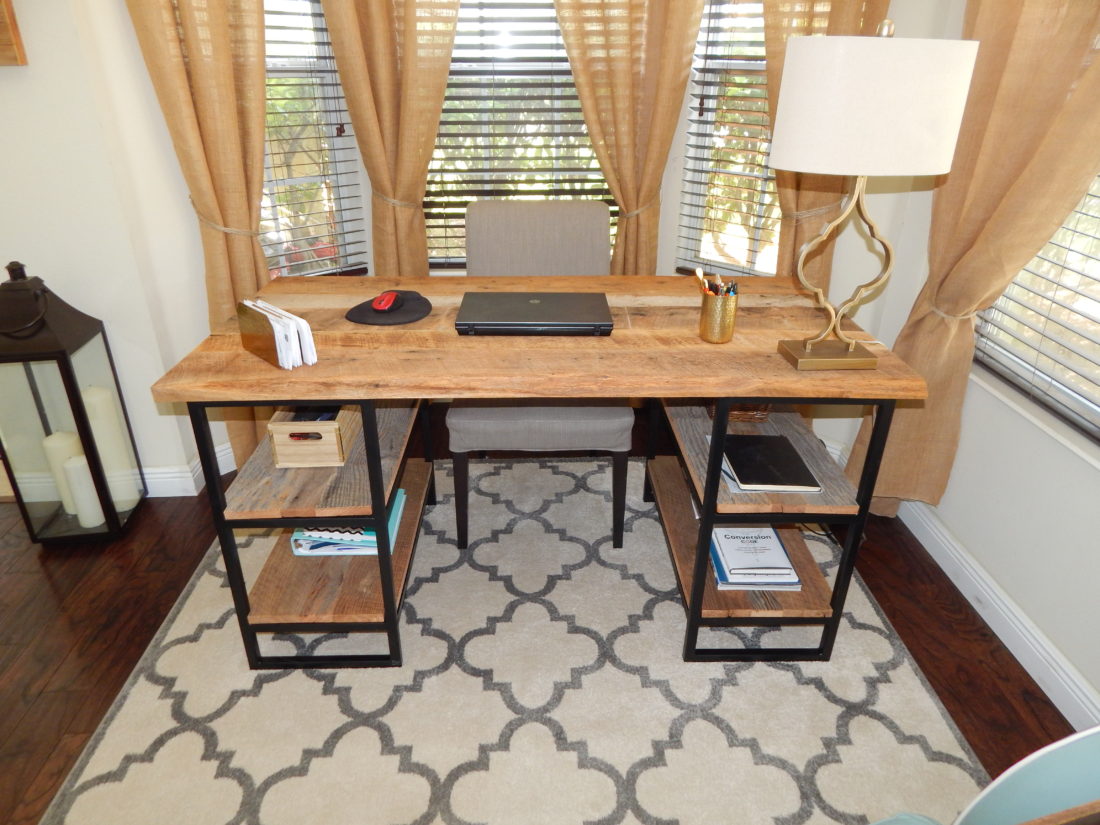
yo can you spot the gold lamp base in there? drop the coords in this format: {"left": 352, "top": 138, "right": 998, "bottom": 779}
{"left": 777, "top": 338, "right": 878, "bottom": 371}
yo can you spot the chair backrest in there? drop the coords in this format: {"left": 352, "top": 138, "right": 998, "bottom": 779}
{"left": 955, "top": 726, "right": 1100, "bottom": 825}
{"left": 465, "top": 199, "right": 611, "bottom": 277}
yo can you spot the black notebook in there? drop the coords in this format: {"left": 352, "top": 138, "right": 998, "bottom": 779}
{"left": 722, "top": 434, "right": 821, "bottom": 493}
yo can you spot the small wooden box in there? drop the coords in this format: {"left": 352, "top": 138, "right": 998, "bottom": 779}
{"left": 267, "top": 406, "right": 360, "bottom": 468}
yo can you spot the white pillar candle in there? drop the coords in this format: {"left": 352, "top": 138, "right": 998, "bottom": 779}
{"left": 42, "top": 431, "right": 83, "bottom": 515}
{"left": 81, "top": 385, "right": 140, "bottom": 510}
{"left": 63, "top": 454, "right": 106, "bottom": 529}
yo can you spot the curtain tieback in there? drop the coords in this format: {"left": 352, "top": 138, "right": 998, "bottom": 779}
{"left": 788, "top": 200, "right": 845, "bottom": 224}
{"left": 931, "top": 305, "right": 979, "bottom": 322}
{"left": 619, "top": 200, "right": 657, "bottom": 220}
{"left": 190, "top": 198, "right": 261, "bottom": 237}
{"left": 372, "top": 191, "right": 420, "bottom": 210}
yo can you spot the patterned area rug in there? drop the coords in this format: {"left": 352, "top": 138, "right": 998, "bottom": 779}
{"left": 41, "top": 459, "right": 986, "bottom": 825}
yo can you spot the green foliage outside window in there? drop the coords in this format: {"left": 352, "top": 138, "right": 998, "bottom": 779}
{"left": 263, "top": 76, "right": 341, "bottom": 276}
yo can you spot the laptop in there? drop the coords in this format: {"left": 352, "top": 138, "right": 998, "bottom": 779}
{"left": 454, "top": 291, "right": 614, "bottom": 336}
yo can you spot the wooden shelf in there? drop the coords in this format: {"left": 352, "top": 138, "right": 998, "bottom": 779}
{"left": 246, "top": 458, "right": 431, "bottom": 625}
{"left": 224, "top": 400, "right": 418, "bottom": 520}
{"left": 661, "top": 402, "right": 859, "bottom": 515}
{"left": 648, "top": 456, "right": 832, "bottom": 620}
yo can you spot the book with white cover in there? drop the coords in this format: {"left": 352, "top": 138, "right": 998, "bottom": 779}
{"left": 291, "top": 489, "right": 406, "bottom": 555}
{"left": 709, "top": 526, "right": 801, "bottom": 590}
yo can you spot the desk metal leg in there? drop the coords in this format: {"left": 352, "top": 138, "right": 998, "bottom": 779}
{"left": 419, "top": 400, "right": 437, "bottom": 506}
{"left": 818, "top": 399, "right": 895, "bottom": 657}
{"left": 642, "top": 398, "right": 662, "bottom": 503}
{"left": 680, "top": 397, "right": 898, "bottom": 663}
{"left": 188, "top": 403, "right": 262, "bottom": 668}
{"left": 682, "top": 397, "right": 731, "bottom": 660}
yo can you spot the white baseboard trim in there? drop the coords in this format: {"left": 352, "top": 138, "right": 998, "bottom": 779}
{"left": 142, "top": 442, "right": 237, "bottom": 498}
{"left": 898, "top": 500, "right": 1100, "bottom": 731}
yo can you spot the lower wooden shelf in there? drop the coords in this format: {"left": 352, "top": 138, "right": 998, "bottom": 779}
{"left": 246, "top": 458, "right": 431, "bottom": 626}
{"left": 648, "top": 455, "right": 832, "bottom": 620}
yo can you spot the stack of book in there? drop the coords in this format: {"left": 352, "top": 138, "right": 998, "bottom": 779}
{"left": 290, "top": 489, "right": 406, "bottom": 556}
{"left": 709, "top": 525, "right": 801, "bottom": 591}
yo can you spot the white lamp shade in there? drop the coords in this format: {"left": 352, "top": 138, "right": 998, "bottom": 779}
{"left": 768, "top": 35, "right": 978, "bottom": 177}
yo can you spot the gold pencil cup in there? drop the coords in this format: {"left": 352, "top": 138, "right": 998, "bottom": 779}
{"left": 698, "top": 293, "right": 737, "bottom": 343}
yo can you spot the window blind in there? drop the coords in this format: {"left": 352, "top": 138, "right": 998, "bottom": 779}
{"left": 426, "top": 0, "right": 612, "bottom": 267}
{"left": 975, "top": 173, "right": 1100, "bottom": 440}
{"left": 263, "top": 0, "right": 368, "bottom": 277}
{"left": 676, "top": 1, "right": 779, "bottom": 278}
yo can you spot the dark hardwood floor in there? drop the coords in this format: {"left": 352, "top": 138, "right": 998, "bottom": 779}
{"left": 0, "top": 415, "right": 1075, "bottom": 824}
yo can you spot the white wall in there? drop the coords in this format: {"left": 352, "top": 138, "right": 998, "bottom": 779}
{"left": 879, "top": 0, "right": 1100, "bottom": 730}
{"left": 0, "top": 0, "right": 213, "bottom": 496}
{"left": 902, "top": 375, "right": 1100, "bottom": 730}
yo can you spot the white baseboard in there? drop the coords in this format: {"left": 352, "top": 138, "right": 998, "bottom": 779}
{"left": 816, "top": 433, "right": 1100, "bottom": 730}
{"left": 142, "top": 442, "right": 237, "bottom": 498}
{"left": 898, "top": 500, "right": 1100, "bottom": 731}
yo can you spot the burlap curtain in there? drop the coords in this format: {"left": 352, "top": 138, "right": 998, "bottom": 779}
{"left": 127, "top": 0, "right": 270, "bottom": 466}
{"left": 848, "top": 0, "right": 1100, "bottom": 515}
{"left": 762, "top": 0, "right": 888, "bottom": 293}
{"left": 554, "top": 0, "right": 705, "bottom": 276}
{"left": 320, "top": 0, "right": 460, "bottom": 278}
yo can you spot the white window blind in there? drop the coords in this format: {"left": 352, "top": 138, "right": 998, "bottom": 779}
{"left": 975, "top": 173, "right": 1100, "bottom": 440}
{"left": 677, "top": 1, "right": 779, "bottom": 278}
{"left": 263, "top": 0, "right": 368, "bottom": 277}
{"left": 426, "top": 0, "right": 612, "bottom": 267}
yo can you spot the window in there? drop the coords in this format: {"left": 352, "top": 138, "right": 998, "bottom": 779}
{"left": 975, "top": 173, "right": 1100, "bottom": 440}
{"left": 677, "top": 1, "right": 779, "bottom": 278}
{"left": 263, "top": 0, "right": 368, "bottom": 276}
{"left": 425, "top": 0, "right": 612, "bottom": 267}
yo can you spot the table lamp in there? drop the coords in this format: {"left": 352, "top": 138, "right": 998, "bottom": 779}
{"left": 768, "top": 22, "right": 977, "bottom": 369}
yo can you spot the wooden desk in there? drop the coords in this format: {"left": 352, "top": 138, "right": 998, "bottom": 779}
{"left": 152, "top": 276, "right": 925, "bottom": 403}
{"left": 152, "top": 276, "right": 926, "bottom": 668}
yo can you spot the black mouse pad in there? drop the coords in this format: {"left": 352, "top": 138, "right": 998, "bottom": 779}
{"left": 345, "top": 290, "right": 432, "bottom": 325}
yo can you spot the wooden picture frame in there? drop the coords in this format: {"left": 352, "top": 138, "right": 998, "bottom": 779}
{"left": 0, "top": 0, "right": 26, "bottom": 66}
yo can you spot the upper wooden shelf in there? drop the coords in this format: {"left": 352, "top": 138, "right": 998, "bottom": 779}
{"left": 223, "top": 400, "right": 418, "bottom": 520}
{"left": 662, "top": 402, "right": 859, "bottom": 515}
{"left": 151, "top": 276, "right": 927, "bottom": 405}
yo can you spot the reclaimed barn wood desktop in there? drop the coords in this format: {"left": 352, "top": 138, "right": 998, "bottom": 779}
{"left": 152, "top": 276, "right": 926, "bottom": 668}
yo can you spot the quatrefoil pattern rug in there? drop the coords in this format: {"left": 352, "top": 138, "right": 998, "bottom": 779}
{"left": 40, "top": 459, "right": 986, "bottom": 825}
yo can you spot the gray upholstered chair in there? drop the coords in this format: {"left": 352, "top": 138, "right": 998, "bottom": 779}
{"left": 446, "top": 199, "right": 634, "bottom": 548}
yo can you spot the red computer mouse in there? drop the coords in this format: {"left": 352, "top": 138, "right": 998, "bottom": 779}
{"left": 370, "top": 290, "right": 404, "bottom": 312}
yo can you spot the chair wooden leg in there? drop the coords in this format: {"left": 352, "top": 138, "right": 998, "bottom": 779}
{"left": 611, "top": 451, "right": 628, "bottom": 548}
{"left": 452, "top": 451, "right": 469, "bottom": 549}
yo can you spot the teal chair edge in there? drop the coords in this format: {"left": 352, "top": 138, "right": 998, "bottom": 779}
{"left": 870, "top": 815, "right": 942, "bottom": 825}
{"left": 870, "top": 725, "right": 1100, "bottom": 825}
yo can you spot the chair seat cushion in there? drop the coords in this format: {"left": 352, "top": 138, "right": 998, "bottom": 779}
{"left": 447, "top": 402, "right": 634, "bottom": 453}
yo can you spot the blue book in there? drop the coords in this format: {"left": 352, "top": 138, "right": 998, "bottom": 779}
{"left": 290, "top": 489, "right": 406, "bottom": 556}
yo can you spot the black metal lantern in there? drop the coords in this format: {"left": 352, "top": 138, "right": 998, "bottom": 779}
{"left": 0, "top": 262, "right": 146, "bottom": 542}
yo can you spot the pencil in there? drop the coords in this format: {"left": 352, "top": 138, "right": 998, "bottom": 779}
{"left": 694, "top": 267, "right": 707, "bottom": 293}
